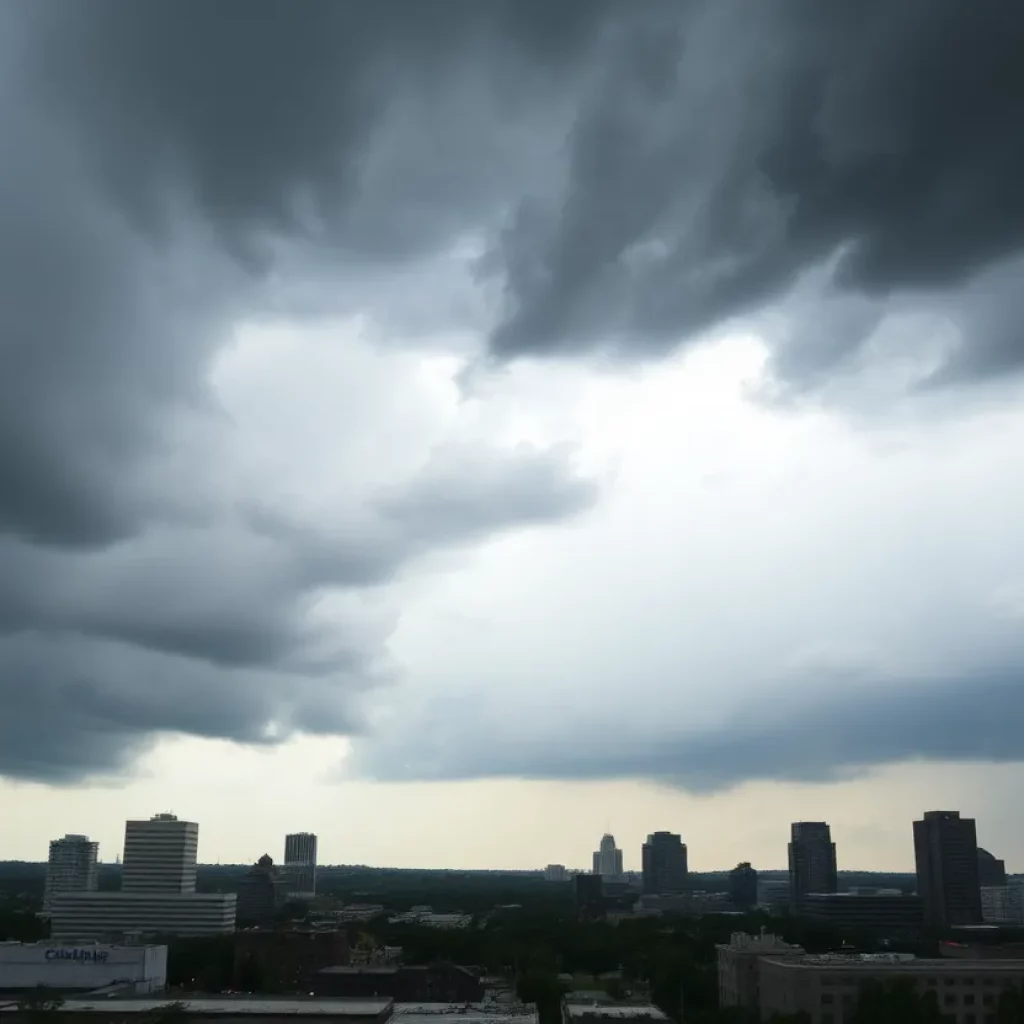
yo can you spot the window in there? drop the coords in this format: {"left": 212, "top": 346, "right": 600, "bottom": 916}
{"left": 820, "top": 1015, "right": 833, "bottom": 1024}
{"left": 821, "top": 993, "right": 834, "bottom": 1005}
{"left": 945, "top": 978, "right": 957, "bottom": 986}
{"left": 944, "top": 993, "right": 956, "bottom": 1006}
{"left": 964, "top": 994, "right": 975, "bottom": 1005}
{"left": 983, "top": 994, "right": 994, "bottom": 1006}
{"left": 983, "top": 978, "right": 995, "bottom": 986}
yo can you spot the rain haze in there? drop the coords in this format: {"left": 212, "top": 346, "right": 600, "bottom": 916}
{"left": 3, "top": 0, "right": 1024, "bottom": 871}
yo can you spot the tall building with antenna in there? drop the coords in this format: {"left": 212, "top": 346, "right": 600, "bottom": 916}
{"left": 592, "top": 833, "right": 624, "bottom": 880}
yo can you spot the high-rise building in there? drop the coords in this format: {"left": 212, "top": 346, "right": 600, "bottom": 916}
{"left": 591, "top": 834, "right": 623, "bottom": 880}
{"left": 49, "top": 814, "right": 234, "bottom": 940}
{"left": 544, "top": 864, "right": 568, "bottom": 882}
{"left": 123, "top": 813, "right": 198, "bottom": 893}
{"left": 284, "top": 832, "right": 318, "bottom": 896}
{"left": 729, "top": 862, "right": 758, "bottom": 911}
{"left": 44, "top": 835, "right": 99, "bottom": 912}
{"left": 788, "top": 822, "right": 837, "bottom": 911}
{"left": 914, "top": 810, "right": 982, "bottom": 929}
{"left": 977, "top": 848, "right": 1007, "bottom": 887}
{"left": 641, "top": 832, "right": 688, "bottom": 894}
{"left": 237, "top": 855, "right": 289, "bottom": 926}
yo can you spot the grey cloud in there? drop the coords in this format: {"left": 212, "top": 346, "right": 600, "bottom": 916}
{"left": 0, "top": 1, "right": 604, "bottom": 781}
{"left": 0, "top": 438, "right": 595, "bottom": 780}
{"left": 352, "top": 664, "right": 1024, "bottom": 792}
{"left": 490, "top": 1, "right": 1024, "bottom": 386}
{"left": 4, "top": 0, "right": 1024, "bottom": 783}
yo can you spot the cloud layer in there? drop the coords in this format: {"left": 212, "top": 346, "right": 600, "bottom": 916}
{"left": 4, "top": 1, "right": 1024, "bottom": 786}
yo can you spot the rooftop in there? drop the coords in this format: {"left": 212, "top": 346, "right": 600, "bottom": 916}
{"left": 563, "top": 1007, "right": 667, "bottom": 1020}
{"left": 0, "top": 999, "right": 393, "bottom": 1017}
{"left": 763, "top": 955, "right": 1024, "bottom": 972}
{"left": 390, "top": 1005, "right": 537, "bottom": 1024}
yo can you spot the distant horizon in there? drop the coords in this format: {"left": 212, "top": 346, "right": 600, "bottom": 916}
{"left": 0, "top": 859, "right": 923, "bottom": 876}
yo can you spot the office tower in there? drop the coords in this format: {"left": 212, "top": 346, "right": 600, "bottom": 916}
{"left": 544, "top": 864, "right": 568, "bottom": 882}
{"left": 977, "top": 847, "right": 1007, "bottom": 887}
{"left": 729, "top": 861, "right": 758, "bottom": 911}
{"left": 49, "top": 814, "right": 234, "bottom": 940}
{"left": 237, "top": 855, "right": 289, "bottom": 926}
{"left": 591, "top": 834, "right": 623, "bottom": 880}
{"left": 284, "top": 832, "right": 318, "bottom": 895}
{"left": 123, "top": 813, "right": 198, "bottom": 893}
{"left": 641, "top": 832, "right": 689, "bottom": 894}
{"left": 44, "top": 834, "right": 99, "bottom": 912}
{"left": 914, "top": 810, "right": 983, "bottom": 929}
{"left": 788, "top": 822, "right": 837, "bottom": 911}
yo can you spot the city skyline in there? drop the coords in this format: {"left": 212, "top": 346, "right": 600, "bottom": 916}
{"left": 11, "top": 792, "right": 1021, "bottom": 876}
{"left": 4, "top": 4, "right": 1024, "bottom": 876}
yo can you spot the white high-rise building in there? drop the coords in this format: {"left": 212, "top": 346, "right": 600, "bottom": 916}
{"left": 284, "top": 832, "right": 318, "bottom": 896}
{"left": 592, "top": 834, "right": 624, "bottom": 880}
{"left": 123, "top": 813, "right": 198, "bottom": 893}
{"left": 49, "top": 814, "right": 234, "bottom": 940}
{"left": 44, "top": 834, "right": 99, "bottom": 912}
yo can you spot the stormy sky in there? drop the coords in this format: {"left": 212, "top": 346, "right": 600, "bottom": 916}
{"left": 3, "top": 0, "right": 1024, "bottom": 870}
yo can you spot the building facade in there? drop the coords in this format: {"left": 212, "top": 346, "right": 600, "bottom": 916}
{"left": 977, "top": 848, "right": 1008, "bottom": 888}
{"left": 981, "top": 884, "right": 1024, "bottom": 925}
{"left": 591, "top": 835, "right": 623, "bottom": 881}
{"left": 729, "top": 863, "right": 758, "bottom": 911}
{"left": 237, "top": 855, "right": 289, "bottom": 926}
{"left": 0, "top": 942, "right": 166, "bottom": 994}
{"left": 47, "top": 892, "right": 237, "bottom": 941}
{"left": 800, "top": 890, "right": 923, "bottom": 935}
{"left": 49, "top": 814, "right": 235, "bottom": 940}
{"left": 122, "top": 814, "right": 198, "bottom": 894}
{"left": 641, "top": 833, "right": 688, "bottom": 895}
{"left": 757, "top": 951, "right": 1024, "bottom": 1024}
{"left": 234, "top": 928, "right": 348, "bottom": 991}
{"left": 914, "top": 810, "right": 983, "bottom": 929}
{"left": 544, "top": 865, "right": 568, "bottom": 883}
{"left": 284, "top": 833, "right": 318, "bottom": 896}
{"left": 716, "top": 931, "right": 806, "bottom": 1012}
{"left": 788, "top": 823, "right": 837, "bottom": 912}
{"left": 44, "top": 836, "right": 99, "bottom": 913}
{"left": 757, "top": 879, "right": 791, "bottom": 914}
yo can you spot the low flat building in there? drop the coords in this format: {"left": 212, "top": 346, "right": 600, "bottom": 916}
{"left": 48, "top": 892, "right": 235, "bottom": 940}
{"left": 562, "top": 1004, "right": 667, "bottom": 1023}
{"left": 313, "top": 965, "right": 483, "bottom": 1002}
{"left": 234, "top": 928, "right": 347, "bottom": 992}
{"left": 391, "top": 1004, "right": 537, "bottom": 1024}
{"left": 716, "top": 931, "right": 806, "bottom": 1012}
{"left": 0, "top": 998, "right": 392, "bottom": 1024}
{"left": 800, "top": 890, "right": 923, "bottom": 934}
{"left": 757, "top": 952, "right": 1024, "bottom": 1024}
{"left": 0, "top": 942, "right": 166, "bottom": 995}
{"left": 386, "top": 912, "right": 471, "bottom": 929}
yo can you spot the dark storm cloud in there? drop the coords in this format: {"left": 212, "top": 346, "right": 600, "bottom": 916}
{"left": 490, "top": 0, "right": 1024, "bottom": 385}
{"left": 5, "top": 0, "right": 1024, "bottom": 782}
{"left": 0, "top": 0, "right": 604, "bottom": 780}
{"left": 0, "top": 445, "right": 595, "bottom": 781}
{"left": 352, "top": 666, "right": 1024, "bottom": 792}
